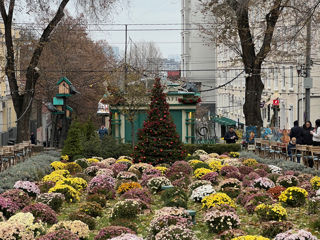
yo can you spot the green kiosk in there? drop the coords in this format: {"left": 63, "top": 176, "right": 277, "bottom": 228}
{"left": 110, "top": 82, "right": 200, "bottom": 144}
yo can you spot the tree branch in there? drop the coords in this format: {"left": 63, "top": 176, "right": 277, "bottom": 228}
{"left": 231, "top": 1, "right": 256, "bottom": 72}
{"left": 256, "top": 0, "right": 289, "bottom": 66}
{"left": 0, "top": 0, "right": 21, "bottom": 108}
{"left": 0, "top": 0, "right": 7, "bottom": 22}
{"left": 226, "top": 0, "right": 239, "bottom": 11}
{"left": 8, "top": 0, "right": 15, "bottom": 22}
{"left": 25, "top": 0, "right": 70, "bottom": 93}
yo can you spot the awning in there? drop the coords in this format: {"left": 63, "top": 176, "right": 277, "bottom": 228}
{"left": 213, "top": 116, "right": 243, "bottom": 126}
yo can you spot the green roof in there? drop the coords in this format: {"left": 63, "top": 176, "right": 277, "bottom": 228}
{"left": 213, "top": 116, "right": 243, "bottom": 126}
{"left": 167, "top": 91, "right": 195, "bottom": 96}
{"left": 66, "top": 106, "right": 73, "bottom": 112}
{"left": 53, "top": 97, "right": 64, "bottom": 106}
{"left": 57, "top": 77, "right": 72, "bottom": 86}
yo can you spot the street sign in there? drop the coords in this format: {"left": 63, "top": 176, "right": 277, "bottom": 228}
{"left": 273, "top": 99, "right": 279, "bottom": 106}
{"left": 304, "top": 77, "right": 313, "bottom": 89}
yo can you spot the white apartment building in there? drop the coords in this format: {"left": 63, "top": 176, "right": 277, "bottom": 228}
{"left": 216, "top": 45, "right": 320, "bottom": 136}
{"left": 212, "top": 1, "right": 320, "bottom": 138}
{"left": 181, "top": 0, "right": 217, "bottom": 109}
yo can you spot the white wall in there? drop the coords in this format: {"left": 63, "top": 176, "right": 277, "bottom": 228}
{"left": 181, "top": 0, "right": 217, "bottom": 104}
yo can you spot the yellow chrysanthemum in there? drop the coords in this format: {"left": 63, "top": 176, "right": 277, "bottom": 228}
{"left": 117, "top": 182, "right": 142, "bottom": 194}
{"left": 50, "top": 161, "right": 67, "bottom": 170}
{"left": 61, "top": 155, "right": 69, "bottom": 161}
{"left": 201, "top": 192, "right": 236, "bottom": 209}
{"left": 154, "top": 166, "right": 168, "bottom": 174}
{"left": 188, "top": 160, "right": 203, "bottom": 168}
{"left": 310, "top": 176, "right": 320, "bottom": 190}
{"left": 49, "top": 183, "right": 80, "bottom": 202}
{"left": 56, "top": 177, "right": 87, "bottom": 191}
{"left": 207, "top": 160, "right": 223, "bottom": 172}
{"left": 42, "top": 170, "right": 70, "bottom": 183}
{"left": 243, "top": 158, "right": 258, "bottom": 167}
{"left": 194, "top": 168, "right": 213, "bottom": 179}
{"left": 86, "top": 158, "right": 100, "bottom": 164}
{"left": 231, "top": 236, "right": 270, "bottom": 240}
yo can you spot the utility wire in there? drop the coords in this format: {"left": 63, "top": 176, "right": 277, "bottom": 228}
{"left": 199, "top": 70, "right": 245, "bottom": 93}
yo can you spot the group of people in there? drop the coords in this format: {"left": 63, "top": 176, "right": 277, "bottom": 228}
{"left": 287, "top": 119, "right": 320, "bottom": 166}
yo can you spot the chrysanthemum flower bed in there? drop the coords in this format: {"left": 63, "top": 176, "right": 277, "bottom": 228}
{"left": 0, "top": 151, "right": 319, "bottom": 240}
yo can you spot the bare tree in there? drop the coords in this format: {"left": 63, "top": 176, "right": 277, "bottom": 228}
{"left": 19, "top": 15, "right": 115, "bottom": 123}
{"left": 105, "top": 70, "right": 149, "bottom": 146}
{"left": 200, "top": 0, "right": 320, "bottom": 128}
{"left": 128, "top": 41, "right": 163, "bottom": 76}
{"left": 0, "top": 0, "right": 119, "bottom": 142}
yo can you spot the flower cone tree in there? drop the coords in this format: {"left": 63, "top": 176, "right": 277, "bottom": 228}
{"left": 133, "top": 78, "right": 186, "bottom": 165}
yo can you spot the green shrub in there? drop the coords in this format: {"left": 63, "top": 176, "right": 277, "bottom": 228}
{"left": 75, "top": 159, "right": 89, "bottom": 169}
{"left": 161, "top": 187, "right": 188, "bottom": 208}
{"left": 261, "top": 221, "right": 293, "bottom": 238}
{"left": 193, "top": 162, "right": 210, "bottom": 170}
{"left": 101, "top": 136, "right": 133, "bottom": 159}
{"left": 184, "top": 144, "right": 241, "bottom": 155}
{"left": 311, "top": 217, "right": 320, "bottom": 231}
{"left": 111, "top": 219, "right": 138, "bottom": 232}
{"left": 69, "top": 211, "right": 96, "bottom": 230}
{"left": 111, "top": 199, "right": 141, "bottom": 219}
{"left": 79, "top": 202, "right": 103, "bottom": 217}
{"left": 0, "top": 151, "right": 60, "bottom": 193}
{"left": 86, "top": 194, "right": 107, "bottom": 207}
{"left": 240, "top": 152, "right": 320, "bottom": 176}
{"left": 82, "top": 134, "right": 102, "bottom": 158}
{"left": 62, "top": 121, "right": 84, "bottom": 160}
{"left": 73, "top": 155, "right": 85, "bottom": 161}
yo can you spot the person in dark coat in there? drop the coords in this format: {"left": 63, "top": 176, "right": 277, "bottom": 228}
{"left": 302, "top": 121, "right": 314, "bottom": 168}
{"left": 30, "top": 132, "right": 36, "bottom": 145}
{"left": 302, "top": 121, "right": 313, "bottom": 145}
{"left": 224, "top": 127, "right": 239, "bottom": 144}
{"left": 290, "top": 120, "right": 303, "bottom": 144}
{"left": 98, "top": 125, "right": 108, "bottom": 140}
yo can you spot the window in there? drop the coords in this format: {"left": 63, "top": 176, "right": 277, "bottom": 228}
{"left": 274, "top": 67, "right": 278, "bottom": 90}
{"left": 289, "top": 105, "right": 294, "bottom": 128}
{"left": 290, "top": 66, "right": 294, "bottom": 90}
{"left": 282, "top": 66, "right": 286, "bottom": 89}
{"left": 268, "top": 69, "right": 272, "bottom": 89}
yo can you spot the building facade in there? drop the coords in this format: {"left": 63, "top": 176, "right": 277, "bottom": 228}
{"left": 216, "top": 40, "right": 320, "bottom": 136}
{"left": 0, "top": 23, "right": 19, "bottom": 145}
{"left": 181, "top": 0, "right": 217, "bottom": 106}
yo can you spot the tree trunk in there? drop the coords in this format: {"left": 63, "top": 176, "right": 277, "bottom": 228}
{"left": 15, "top": 92, "right": 34, "bottom": 143}
{"left": 243, "top": 69, "right": 264, "bottom": 128}
{"left": 0, "top": 0, "right": 69, "bottom": 143}
{"left": 16, "top": 108, "right": 32, "bottom": 143}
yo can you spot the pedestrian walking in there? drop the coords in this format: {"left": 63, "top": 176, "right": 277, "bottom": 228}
{"left": 98, "top": 125, "right": 108, "bottom": 140}
{"left": 224, "top": 126, "right": 238, "bottom": 144}
{"left": 311, "top": 119, "right": 320, "bottom": 146}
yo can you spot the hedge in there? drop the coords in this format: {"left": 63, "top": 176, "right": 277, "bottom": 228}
{"left": 0, "top": 151, "right": 60, "bottom": 193}
{"left": 240, "top": 151, "right": 320, "bottom": 176}
{"left": 183, "top": 144, "right": 241, "bottom": 155}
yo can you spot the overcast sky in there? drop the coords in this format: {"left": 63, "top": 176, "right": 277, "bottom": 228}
{"left": 87, "top": 0, "right": 181, "bottom": 59}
